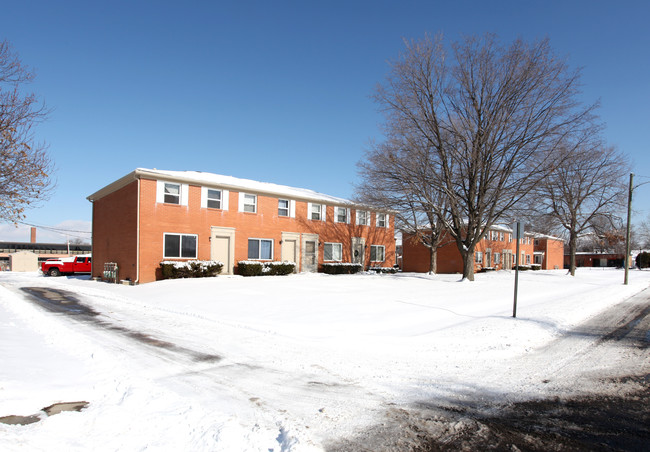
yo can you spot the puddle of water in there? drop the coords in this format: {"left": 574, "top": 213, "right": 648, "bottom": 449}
{"left": 0, "top": 401, "right": 89, "bottom": 426}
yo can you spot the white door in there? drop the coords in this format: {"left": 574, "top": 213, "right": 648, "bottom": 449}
{"left": 351, "top": 237, "right": 365, "bottom": 267}
{"left": 304, "top": 240, "right": 317, "bottom": 272}
{"left": 281, "top": 239, "right": 298, "bottom": 272}
{"left": 210, "top": 226, "right": 235, "bottom": 275}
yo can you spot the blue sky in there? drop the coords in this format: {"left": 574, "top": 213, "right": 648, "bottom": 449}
{"left": 1, "top": 0, "right": 649, "bottom": 243}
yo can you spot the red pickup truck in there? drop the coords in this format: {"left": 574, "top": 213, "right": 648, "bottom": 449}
{"left": 41, "top": 254, "right": 92, "bottom": 276}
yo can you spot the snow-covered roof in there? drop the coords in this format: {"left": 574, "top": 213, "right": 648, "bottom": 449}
{"left": 88, "top": 168, "right": 358, "bottom": 206}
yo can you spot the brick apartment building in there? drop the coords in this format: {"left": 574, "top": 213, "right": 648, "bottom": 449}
{"left": 402, "top": 225, "right": 563, "bottom": 273}
{"left": 87, "top": 168, "right": 395, "bottom": 283}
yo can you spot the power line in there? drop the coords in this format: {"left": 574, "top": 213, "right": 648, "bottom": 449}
{"left": 17, "top": 221, "right": 91, "bottom": 234}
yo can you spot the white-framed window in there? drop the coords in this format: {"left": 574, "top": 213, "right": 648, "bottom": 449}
{"left": 494, "top": 253, "right": 501, "bottom": 264}
{"left": 239, "top": 193, "right": 257, "bottom": 213}
{"left": 370, "top": 245, "right": 385, "bottom": 262}
{"left": 307, "top": 202, "right": 326, "bottom": 221}
{"left": 376, "top": 213, "right": 389, "bottom": 228}
{"left": 475, "top": 251, "right": 483, "bottom": 264}
{"left": 248, "top": 238, "right": 273, "bottom": 260}
{"left": 163, "top": 233, "right": 197, "bottom": 259}
{"left": 534, "top": 254, "right": 543, "bottom": 265}
{"left": 324, "top": 242, "right": 342, "bottom": 261}
{"left": 500, "top": 232, "right": 504, "bottom": 241}
{"left": 509, "top": 233, "right": 512, "bottom": 242}
{"left": 278, "top": 199, "right": 289, "bottom": 217}
{"left": 156, "top": 181, "right": 188, "bottom": 205}
{"left": 335, "top": 206, "right": 350, "bottom": 224}
{"left": 201, "top": 187, "right": 229, "bottom": 210}
{"left": 356, "top": 210, "right": 370, "bottom": 226}
{"left": 526, "top": 254, "right": 531, "bottom": 264}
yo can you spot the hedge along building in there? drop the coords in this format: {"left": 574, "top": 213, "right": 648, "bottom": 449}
{"left": 401, "top": 225, "right": 539, "bottom": 274}
{"left": 87, "top": 168, "right": 395, "bottom": 284}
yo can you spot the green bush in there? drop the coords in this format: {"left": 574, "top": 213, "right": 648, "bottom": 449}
{"left": 322, "top": 263, "right": 363, "bottom": 274}
{"left": 368, "top": 266, "right": 398, "bottom": 274}
{"left": 237, "top": 261, "right": 296, "bottom": 276}
{"left": 531, "top": 264, "right": 541, "bottom": 271}
{"left": 160, "top": 260, "right": 223, "bottom": 279}
{"left": 636, "top": 252, "right": 650, "bottom": 269}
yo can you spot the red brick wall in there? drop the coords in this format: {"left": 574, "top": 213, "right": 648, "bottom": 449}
{"left": 535, "top": 238, "right": 564, "bottom": 270}
{"left": 131, "top": 178, "right": 395, "bottom": 283}
{"left": 91, "top": 181, "right": 139, "bottom": 281}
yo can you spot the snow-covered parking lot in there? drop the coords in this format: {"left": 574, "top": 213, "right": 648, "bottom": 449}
{"left": 1, "top": 268, "right": 649, "bottom": 451}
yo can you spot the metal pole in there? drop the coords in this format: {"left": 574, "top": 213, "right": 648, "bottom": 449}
{"left": 624, "top": 173, "right": 634, "bottom": 285}
{"left": 513, "top": 224, "right": 521, "bottom": 318}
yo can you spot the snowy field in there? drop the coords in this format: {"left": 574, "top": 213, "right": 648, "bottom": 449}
{"left": 1, "top": 268, "right": 649, "bottom": 451}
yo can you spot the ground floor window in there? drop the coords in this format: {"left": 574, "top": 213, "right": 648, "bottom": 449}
{"left": 324, "top": 242, "right": 342, "bottom": 261}
{"left": 164, "top": 233, "right": 197, "bottom": 259}
{"left": 370, "top": 245, "right": 385, "bottom": 262}
{"left": 494, "top": 253, "right": 500, "bottom": 265}
{"left": 248, "top": 238, "right": 273, "bottom": 260}
{"left": 475, "top": 251, "right": 483, "bottom": 264}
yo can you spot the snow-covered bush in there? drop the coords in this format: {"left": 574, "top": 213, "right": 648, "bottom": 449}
{"left": 367, "top": 266, "right": 398, "bottom": 274}
{"left": 237, "top": 261, "right": 296, "bottom": 276}
{"left": 160, "top": 260, "right": 223, "bottom": 279}
{"left": 322, "top": 263, "right": 363, "bottom": 274}
{"left": 531, "top": 264, "right": 541, "bottom": 271}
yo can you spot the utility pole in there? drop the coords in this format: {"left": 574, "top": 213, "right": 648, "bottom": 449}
{"left": 624, "top": 173, "right": 633, "bottom": 285}
{"left": 512, "top": 221, "right": 523, "bottom": 318}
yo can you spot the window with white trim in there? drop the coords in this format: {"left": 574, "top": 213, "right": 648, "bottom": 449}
{"left": 310, "top": 203, "right": 322, "bottom": 221}
{"left": 475, "top": 251, "right": 483, "bottom": 264}
{"left": 500, "top": 232, "right": 504, "bottom": 241}
{"left": 243, "top": 194, "right": 257, "bottom": 213}
{"left": 207, "top": 189, "right": 222, "bottom": 209}
{"left": 164, "top": 182, "right": 181, "bottom": 204}
{"left": 247, "top": 238, "right": 273, "bottom": 260}
{"left": 278, "top": 199, "right": 289, "bottom": 217}
{"left": 526, "top": 254, "right": 531, "bottom": 264}
{"left": 370, "top": 245, "right": 385, "bottom": 262}
{"left": 164, "top": 233, "right": 197, "bottom": 259}
{"left": 494, "top": 253, "right": 501, "bottom": 264}
{"left": 335, "top": 206, "right": 349, "bottom": 223}
{"left": 356, "top": 210, "right": 370, "bottom": 226}
{"left": 324, "top": 242, "right": 342, "bottom": 261}
{"left": 377, "top": 213, "right": 388, "bottom": 228}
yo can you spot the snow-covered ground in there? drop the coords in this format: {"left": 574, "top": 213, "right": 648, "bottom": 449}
{"left": 1, "top": 268, "right": 649, "bottom": 451}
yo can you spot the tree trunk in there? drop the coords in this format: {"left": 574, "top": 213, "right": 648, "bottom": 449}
{"left": 461, "top": 248, "right": 475, "bottom": 281}
{"left": 568, "top": 231, "right": 578, "bottom": 276}
{"left": 428, "top": 247, "right": 437, "bottom": 275}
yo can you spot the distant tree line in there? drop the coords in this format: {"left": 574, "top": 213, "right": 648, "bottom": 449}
{"left": 356, "top": 34, "right": 629, "bottom": 280}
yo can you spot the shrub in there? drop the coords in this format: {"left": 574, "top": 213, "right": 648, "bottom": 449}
{"left": 531, "top": 264, "right": 541, "bottom": 271}
{"left": 515, "top": 265, "right": 531, "bottom": 271}
{"left": 160, "top": 260, "right": 223, "bottom": 279}
{"left": 636, "top": 252, "right": 650, "bottom": 269}
{"left": 322, "top": 263, "right": 363, "bottom": 274}
{"left": 237, "top": 261, "right": 296, "bottom": 276}
{"left": 368, "top": 266, "right": 398, "bottom": 274}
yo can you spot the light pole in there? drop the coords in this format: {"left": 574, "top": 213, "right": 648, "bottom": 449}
{"left": 624, "top": 173, "right": 650, "bottom": 285}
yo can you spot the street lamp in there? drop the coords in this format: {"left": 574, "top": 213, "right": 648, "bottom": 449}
{"left": 624, "top": 173, "right": 650, "bottom": 285}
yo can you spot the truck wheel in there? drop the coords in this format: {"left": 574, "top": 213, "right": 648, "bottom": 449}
{"left": 48, "top": 268, "right": 61, "bottom": 277}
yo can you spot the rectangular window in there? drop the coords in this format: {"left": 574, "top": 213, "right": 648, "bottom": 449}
{"left": 278, "top": 199, "right": 289, "bottom": 217}
{"left": 509, "top": 233, "right": 512, "bottom": 242}
{"left": 356, "top": 210, "right": 370, "bottom": 226}
{"left": 475, "top": 251, "right": 483, "bottom": 264}
{"left": 207, "top": 189, "right": 221, "bottom": 209}
{"left": 377, "top": 213, "right": 387, "bottom": 228}
{"left": 164, "top": 182, "right": 180, "bottom": 204}
{"left": 526, "top": 254, "right": 531, "bottom": 264}
{"left": 370, "top": 245, "right": 385, "bottom": 262}
{"left": 164, "top": 233, "right": 197, "bottom": 259}
{"left": 500, "top": 232, "right": 504, "bottom": 241}
{"left": 335, "top": 207, "right": 348, "bottom": 223}
{"left": 248, "top": 238, "right": 273, "bottom": 260}
{"left": 244, "top": 194, "right": 257, "bottom": 213}
{"left": 494, "top": 253, "right": 501, "bottom": 264}
{"left": 324, "top": 242, "right": 342, "bottom": 261}
{"left": 310, "top": 203, "right": 322, "bottom": 221}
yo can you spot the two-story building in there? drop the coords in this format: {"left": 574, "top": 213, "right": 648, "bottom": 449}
{"left": 87, "top": 168, "right": 395, "bottom": 283}
{"left": 402, "top": 225, "right": 541, "bottom": 273}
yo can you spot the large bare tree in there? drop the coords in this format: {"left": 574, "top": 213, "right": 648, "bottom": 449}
{"left": 362, "top": 33, "right": 598, "bottom": 280}
{"left": 0, "top": 40, "right": 53, "bottom": 223}
{"left": 536, "top": 142, "right": 629, "bottom": 275}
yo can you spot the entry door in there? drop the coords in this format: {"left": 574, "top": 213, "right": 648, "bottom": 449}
{"left": 351, "top": 237, "right": 365, "bottom": 267}
{"left": 503, "top": 252, "right": 512, "bottom": 270}
{"left": 304, "top": 241, "right": 317, "bottom": 272}
{"left": 210, "top": 226, "right": 235, "bottom": 275}
{"left": 281, "top": 239, "right": 298, "bottom": 271}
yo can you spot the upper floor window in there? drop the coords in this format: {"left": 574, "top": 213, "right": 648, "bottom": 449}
{"left": 335, "top": 207, "right": 349, "bottom": 224}
{"left": 376, "top": 213, "right": 388, "bottom": 228}
{"left": 278, "top": 199, "right": 289, "bottom": 217}
{"left": 239, "top": 193, "right": 257, "bottom": 213}
{"left": 500, "top": 232, "right": 504, "bottom": 241}
{"left": 207, "top": 189, "right": 221, "bottom": 209}
{"left": 308, "top": 202, "right": 326, "bottom": 221}
{"left": 164, "top": 182, "right": 180, "bottom": 204}
{"left": 356, "top": 210, "right": 370, "bottom": 226}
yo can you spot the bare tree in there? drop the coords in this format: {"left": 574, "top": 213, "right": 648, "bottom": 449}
{"left": 535, "top": 142, "right": 629, "bottom": 275}
{"left": 356, "top": 138, "right": 452, "bottom": 274}
{"left": 363, "top": 33, "right": 597, "bottom": 280}
{"left": 0, "top": 40, "right": 53, "bottom": 223}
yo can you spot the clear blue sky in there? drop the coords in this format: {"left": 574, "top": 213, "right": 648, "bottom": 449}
{"left": 1, "top": 0, "right": 649, "bottom": 243}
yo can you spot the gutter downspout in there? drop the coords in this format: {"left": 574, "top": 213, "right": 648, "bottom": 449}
{"left": 135, "top": 177, "right": 141, "bottom": 284}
